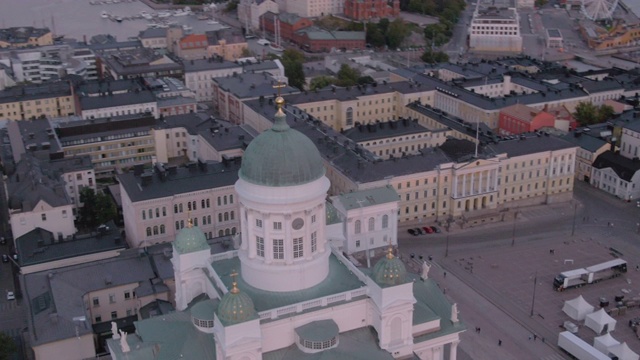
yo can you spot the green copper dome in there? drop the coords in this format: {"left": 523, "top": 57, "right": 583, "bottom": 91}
{"left": 217, "top": 279, "right": 257, "bottom": 326}
{"left": 239, "top": 110, "right": 325, "bottom": 187}
{"left": 174, "top": 220, "right": 209, "bottom": 254}
{"left": 372, "top": 248, "right": 407, "bottom": 287}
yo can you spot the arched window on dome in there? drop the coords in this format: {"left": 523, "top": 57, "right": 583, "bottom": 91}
{"left": 217, "top": 197, "right": 221, "bottom": 206}
{"left": 218, "top": 213, "right": 223, "bottom": 222}
{"left": 382, "top": 215, "right": 389, "bottom": 228}
{"left": 175, "top": 221, "right": 180, "bottom": 230}
{"left": 229, "top": 195, "right": 234, "bottom": 204}
{"left": 231, "top": 227, "right": 237, "bottom": 234}
{"left": 180, "top": 220, "right": 185, "bottom": 229}
{"left": 187, "top": 202, "right": 192, "bottom": 211}
{"left": 160, "top": 225, "right": 165, "bottom": 234}
{"left": 179, "top": 203, "right": 183, "bottom": 213}
{"left": 174, "top": 204, "right": 178, "bottom": 214}
{"left": 346, "top": 107, "right": 354, "bottom": 126}
{"left": 155, "top": 208, "right": 159, "bottom": 218}
{"left": 201, "top": 199, "right": 205, "bottom": 209}
{"left": 148, "top": 209, "right": 152, "bottom": 219}
{"left": 153, "top": 226, "right": 158, "bottom": 235}
{"left": 368, "top": 217, "right": 375, "bottom": 231}
{"left": 225, "top": 228, "right": 230, "bottom": 235}
{"left": 192, "top": 201, "right": 197, "bottom": 210}
{"left": 162, "top": 207, "right": 166, "bottom": 216}
{"left": 202, "top": 216, "right": 206, "bottom": 225}
{"left": 224, "top": 196, "right": 228, "bottom": 205}
{"left": 193, "top": 218, "right": 198, "bottom": 226}
{"left": 142, "top": 210, "right": 146, "bottom": 220}
{"left": 206, "top": 199, "right": 210, "bottom": 208}
{"left": 219, "top": 230, "right": 224, "bottom": 237}
{"left": 224, "top": 212, "right": 229, "bottom": 221}
{"left": 207, "top": 215, "right": 211, "bottom": 224}
{"left": 355, "top": 220, "right": 361, "bottom": 234}
{"left": 146, "top": 227, "right": 152, "bottom": 237}
{"left": 230, "top": 211, "right": 235, "bottom": 220}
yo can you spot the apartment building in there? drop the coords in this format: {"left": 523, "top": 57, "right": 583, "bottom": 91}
{"left": 23, "top": 248, "right": 173, "bottom": 360}
{"left": 280, "top": 81, "right": 435, "bottom": 131}
{"left": 0, "top": 81, "right": 76, "bottom": 121}
{"left": 561, "top": 126, "right": 612, "bottom": 182}
{"left": 206, "top": 30, "right": 249, "bottom": 61}
{"left": 469, "top": 0, "right": 523, "bottom": 53}
{"left": 279, "top": 0, "right": 344, "bottom": 18}
{"left": 0, "top": 27, "right": 53, "bottom": 48}
{"left": 183, "top": 58, "right": 242, "bottom": 102}
{"left": 580, "top": 21, "right": 640, "bottom": 51}
{"left": 100, "top": 48, "right": 183, "bottom": 80}
{"left": 56, "top": 114, "right": 157, "bottom": 176}
{"left": 239, "top": 0, "right": 279, "bottom": 31}
{"left": 212, "top": 72, "right": 297, "bottom": 124}
{"left": 79, "top": 90, "right": 158, "bottom": 119}
{"left": 498, "top": 103, "right": 555, "bottom": 135}
{"left": 138, "top": 28, "right": 168, "bottom": 49}
{"left": 118, "top": 161, "right": 242, "bottom": 248}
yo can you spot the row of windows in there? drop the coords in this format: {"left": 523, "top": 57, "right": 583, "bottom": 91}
{"left": 255, "top": 231, "right": 318, "bottom": 259}
{"left": 354, "top": 215, "right": 389, "bottom": 233}
{"left": 92, "top": 290, "right": 134, "bottom": 307}
{"left": 256, "top": 214, "right": 317, "bottom": 229}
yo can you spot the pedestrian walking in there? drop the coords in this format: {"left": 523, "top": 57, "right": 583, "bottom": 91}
{"left": 498, "top": 339, "right": 502, "bottom": 346}
{"left": 533, "top": 334, "right": 537, "bottom": 341}
{"left": 444, "top": 271, "right": 447, "bottom": 278}
{"left": 528, "top": 335, "right": 532, "bottom": 341}
{"left": 478, "top": 327, "right": 481, "bottom": 333}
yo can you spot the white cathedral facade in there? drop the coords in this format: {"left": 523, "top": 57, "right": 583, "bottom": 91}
{"left": 108, "top": 97, "right": 465, "bottom": 360}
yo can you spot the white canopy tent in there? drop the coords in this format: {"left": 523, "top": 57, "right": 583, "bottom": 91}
{"left": 563, "top": 295, "right": 595, "bottom": 321}
{"left": 608, "top": 342, "right": 639, "bottom": 360}
{"left": 593, "top": 332, "right": 619, "bottom": 353}
{"left": 585, "top": 308, "right": 616, "bottom": 334}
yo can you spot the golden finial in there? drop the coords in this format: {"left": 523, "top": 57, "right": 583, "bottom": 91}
{"left": 386, "top": 245, "right": 394, "bottom": 259}
{"left": 273, "top": 80, "right": 286, "bottom": 115}
{"left": 187, "top": 211, "right": 193, "bottom": 228}
{"left": 230, "top": 270, "right": 239, "bottom": 294}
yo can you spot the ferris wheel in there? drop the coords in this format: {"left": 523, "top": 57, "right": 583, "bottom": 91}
{"left": 581, "top": 0, "right": 619, "bottom": 20}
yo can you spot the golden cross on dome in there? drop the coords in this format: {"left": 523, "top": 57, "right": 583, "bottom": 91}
{"left": 273, "top": 80, "right": 286, "bottom": 97}
{"left": 230, "top": 270, "right": 239, "bottom": 294}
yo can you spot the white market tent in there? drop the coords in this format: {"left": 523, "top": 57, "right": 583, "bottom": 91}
{"left": 585, "top": 308, "right": 617, "bottom": 334}
{"left": 563, "top": 295, "right": 595, "bottom": 321}
{"left": 608, "top": 342, "right": 639, "bottom": 360}
{"left": 593, "top": 332, "right": 620, "bottom": 353}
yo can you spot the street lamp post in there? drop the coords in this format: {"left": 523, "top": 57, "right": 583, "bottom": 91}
{"left": 511, "top": 210, "right": 518, "bottom": 246}
{"left": 445, "top": 235, "right": 450, "bottom": 258}
{"left": 530, "top": 271, "right": 538, "bottom": 317}
{"left": 571, "top": 202, "right": 578, "bottom": 236}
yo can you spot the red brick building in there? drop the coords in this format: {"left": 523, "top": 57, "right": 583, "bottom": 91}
{"left": 344, "top": 0, "right": 400, "bottom": 21}
{"left": 176, "top": 34, "right": 208, "bottom": 60}
{"left": 294, "top": 29, "right": 366, "bottom": 52}
{"left": 261, "top": 12, "right": 313, "bottom": 43}
{"left": 498, "top": 104, "right": 555, "bottom": 135}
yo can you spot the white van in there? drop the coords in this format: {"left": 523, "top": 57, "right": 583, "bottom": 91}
{"left": 257, "top": 39, "right": 270, "bottom": 46}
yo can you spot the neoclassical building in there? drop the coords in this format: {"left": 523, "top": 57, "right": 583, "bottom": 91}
{"left": 108, "top": 96, "right": 465, "bottom": 360}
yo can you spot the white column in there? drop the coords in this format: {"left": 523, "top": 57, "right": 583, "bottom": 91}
{"left": 450, "top": 340, "right": 460, "bottom": 360}
{"left": 462, "top": 174, "right": 467, "bottom": 197}
{"left": 454, "top": 175, "right": 459, "bottom": 198}
{"left": 471, "top": 173, "right": 475, "bottom": 195}
{"left": 478, "top": 171, "right": 483, "bottom": 194}
{"left": 494, "top": 169, "right": 499, "bottom": 191}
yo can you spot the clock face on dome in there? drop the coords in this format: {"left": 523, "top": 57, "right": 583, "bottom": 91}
{"left": 292, "top": 218, "right": 305, "bottom": 230}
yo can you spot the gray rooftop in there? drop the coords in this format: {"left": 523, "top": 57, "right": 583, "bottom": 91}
{"left": 213, "top": 72, "right": 299, "bottom": 99}
{"left": 77, "top": 78, "right": 145, "bottom": 96}
{"left": 182, "top": 58, "right": 242, "bottom": 73}
{"left": 79, "top": 90, "right": 156, "bottom": 110}
{"left": 343, "top": 118, "right": 431, "bottom": 143}
{"left": 0, "top": 26, "right": 50, "bottom": 45}
{"left": 118, "top": 160, "right": 241, "bottom": 203}
{"left": 16, "top": 221, "right": 124, "bottom": 267}
{"left": 0, "top": 81, "right": 72, "bottom": 105}
{"left": 593, "top": 150, "right": 640, "bottom": 181}
{"left": 560, "top": 131, "right": 610, "bottom": 153}
{"left": 160, "top": 114, "right": 254, "bottom": 152}
{"left": 7, "top": 154, "right": 72, "bottom": 212}
{"left": 332, "top": 186, "right": 399, "bottom": 211}
{"left": 138, "top": 27, "right": 168, "bottom": 39}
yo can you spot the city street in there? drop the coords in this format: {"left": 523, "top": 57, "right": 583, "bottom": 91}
{"left": 398, "top": 180, "right": 640, "bottom": 359}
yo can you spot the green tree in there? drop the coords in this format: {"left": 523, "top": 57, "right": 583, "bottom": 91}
{"left": 357, "top": 75, "right": 375, "bottom": 85}
{"left": 377, "top": 18, "right": 390, "bottom": 36}
{"left": 0, "top": 331, "right": 17, "bottom": 360}
{"left": 224, "top": 0, "right": 238, "bottom": 12}
{"left": 366, "top": 23, "right": 386, "bottom": 47}
{"left": 336, "top": 64, "right": 360, "bottom": 87}
{"left": 309, "top": 76, "right": 336, "bottom": 90}
{"left": 78, "top": 188, "right": 117, "bottom": 229}
{"left": 598, "top": 104, "right": 615, "bottom": 122}
{"left": 421, "top": 50, "right": 449, "bottom": 63}
{"left": 280, "top": 49, "right": 306, "bottom": 90}
{"left": 386, "top": 19, "right": 410, "bottom": 49}
{"left": 573, "top": 102, "right": 600, "bottom": 125}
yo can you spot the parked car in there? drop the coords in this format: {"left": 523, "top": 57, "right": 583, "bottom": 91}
{"left": 431, "top": 226, "right": 441, "bottom": 233}
{"left": 415, "top": 228, "right": 425, "bottom": 235}
{"left": 423, "top": 226, "right": 434, "bottom": 234}
{"left": 6, "top": 291, "right": 15, "bottom": 301}
{"left": 407, "top": 228, "right": 417, "bottom": 236}
{"left": 1, "top": 254, "right": 8, "bottom": 263}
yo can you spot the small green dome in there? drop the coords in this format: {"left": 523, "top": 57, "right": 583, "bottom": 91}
{"left": 239, "top": 111, "right": 325, "bottom": 187}
{"left": 372, "top": 248, "right": 407, "bottom": 286}
{"left": 174, "top": 220, "right": 209, "bottom": 254}
{"left": 217, "top": 281, "right": 257, "bottom": 325}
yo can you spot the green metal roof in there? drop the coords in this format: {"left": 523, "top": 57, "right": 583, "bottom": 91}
{"left": 295, "top": 320, "right": 339, "bottom": 342}
{"left": 217, "top": 287, "right": 258, "bottom": 326}
{"left": 211, "top": 254, "right": 365, "bottom": 313}
{"left": 174, "top": 224, "right": 210, "bottom": 254}
{"left": 191, "top": 299, "right": 217, "bottom": 321}
{"left": 239, "top": 111, "right": 325, "bottom": 187}
{"left": 411, "top": 275, "right": 467, "bottom": 342}
{"left": 371, "top": 250, "right": 408, "bottom": 287}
